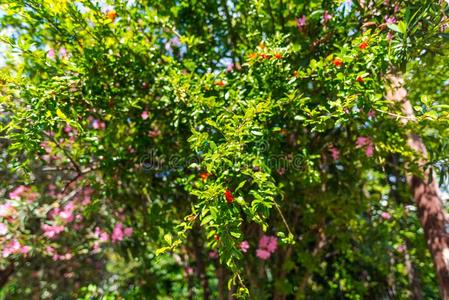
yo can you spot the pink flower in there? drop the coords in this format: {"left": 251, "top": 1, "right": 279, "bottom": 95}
{"left": 59, "top": 47, "right": 68, "bottom": 58}
{"left": 100, "top": 232, "right": 109, "bottom": 241}
{"left": 42, "top": 224, "right": 65, "bottom": 238}
{"left": 9, "top": 185, "right": 28, "bottom": 200}
{"left": 0, "top": 223, "right": 8, "bottom": 235}
{"left": 92, "top": 120, "right": 106, "bottom": 130}
{"left": 355, "top": 137, "right": 369, "bottom": 147}
{"left": 64, "top": 125, "right": 72, "bottom": 133}
{"left": 124, "top": 227, "right": 133, "bottom": 237}
{"left": 368, "top": 109, "right": 376, "bottom": 118}
{"left": 75, "top": 214, "right": 83, "bottom": 222}
{"left": 329, "top": 145, "right": 340, "bottom": 161}
{"left": 2, "top": 239, "right": 21, "bottom": 257}
{"left": 296, "top": 15, "right": 306, "bottom": 30}
{"left": 111, "top": 223, "right": 128, "bottom": 242}
{"left": 141, "top": 111, "right": 149, "bottom": 120}
{"left": 0, "top": 202, "right": 17, "bottom": 218}
{"left": 208, "top": 251, "right": 218, "bottom": 259}
{"left": 322, "top": 11, "right": 332, "bottom": 23}
{"left": 258, "top": 235, "right": 278, "bottom": 253}
{"left": 239, "top": 240, "right": 250, "bottom": 253}
{"left": 266, "top": 237, "right": 278, "bottom": 253}
{"left": 59, "top": 209, "right": 74, "bottom": 223}
{"left": 46, "top": 246, "right": 56, "bottom": 255}
{"left": 94, "top": 227, "right": 109, "bottom": 242}
{"left": 381, "top": 212, "right": 392, "bottom": 220}
{"left": 384, "top": 15, "right": 397, "bottom": 24}
{"left": 92, "top": 119, "right": 100, "bottom": 129}
{"left": 355, "top": 136, "right": 374, "bottom": 157}
{"left": 397, "top": 244, "right": 406, "bottom": 253}
{"left": 20, "top": 245, "right": 31, "bottom": 254}
{"left": 47, "top": 49, "right": 55, "bottom": 59}
{"left": 256, "top": 249, "right": 271, "bottom": 260}
{"left": 257, "top": 235, "right": 278, "bottom": 260}
{"left": 365, "top": 143, "right": 374, "bottom": 157}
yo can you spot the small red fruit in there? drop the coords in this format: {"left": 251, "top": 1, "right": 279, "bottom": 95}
{"left": 248, "top": 53, "right": 258, "bottom": 60}
{"left": 215, "top": 80, "right": 226, "bottom": 87}
{"left": 260, "top": 53, "right": 271, "bottom": 59}
{"left": 274, "top": 53, "right": 282, "bottom": 59}
{"left": 358, "top": 41, "right": 368, "bottom": 50}
{"left": 332, "top": 58, "right": 343, "bottom": 67}
{"left": 200, "top": 172, "right": 210, "bottom": 182}
{"left": 357, "top": 75, "right": 364, "bottom": 83}
{"left": 293, "top": 70, "right": 299, "bottom": 77}
{"left": 214, "top": 234, "right": 220, "bottom": 241}
{"left": 225, "top": 189, "right": 234, "bottom": 204}
{"left": 106, "top": 10, "right": 118, "bottom": 21}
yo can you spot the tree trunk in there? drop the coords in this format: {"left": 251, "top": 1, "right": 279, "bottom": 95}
{"left": 386, "top": 72, "right": 449, "bottom": 299}
{"left": 0, "top": 263, "right": 14, "bottom": 289}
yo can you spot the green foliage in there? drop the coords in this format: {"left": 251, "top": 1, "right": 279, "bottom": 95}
{"left": 0, "top": 0, "right": 448, "bottom": 299}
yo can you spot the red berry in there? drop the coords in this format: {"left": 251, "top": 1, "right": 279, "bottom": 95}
{"left": 214, "top": 234, "right": 220, "bottom": 241}
{"left": 225, "top": 189, "right": 234, "bottom": 204}
{"left": 106, "top": 10, "right": 117, "bottom": 21}
{"left": 332, "top": 58, "right": 343, "bottom": 67}
{"left": 200, "top": 172, "right": 210, "bottom": 182}
{"left": 357, "top": 75, "right": 364, "bottom": 83}
{"left": 215, "top": 80, "right": 226, "bottom": 87}
{"left": 358, "top": 41, "right": 368, "bottom": 50}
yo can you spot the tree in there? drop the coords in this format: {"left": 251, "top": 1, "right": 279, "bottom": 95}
{"left": 0, "top": 0, "right": 448, "bottom": 299}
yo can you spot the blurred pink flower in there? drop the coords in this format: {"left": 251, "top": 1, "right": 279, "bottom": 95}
{"left": 259, "top": 235, "right": 278, "bottom": 253}
{"left": 42, "top": 224, "right": 65, "bottom": 238}
{"left": 322, "top": 11, "right": 332, "bottom": 23}
{"left": 92, "top": 119, "right": 100, "bottom": 129}
{"left": 141, "top": 111, "right": 149, "bottom": 120}
{"left": 46, "top": 246, "right": 56, "bottom": 255}
{"left": 257, "top": 235, "right": 278, "bottom": 260}
{"left": 256, "top": 249, "right": 271, "bottom": 260}
{"left": 356, "top": 136, "right": 374, "bottom": 157}
{"left": 47, "top": 49, "right": 55, "bottom": 59}
{"left": 112, "top": 223, "right": 132, "bottom": 242}
{"left": 329, "top": 145, "right": 340, "bottom": 161}
{"left": 240, "top": 240, "right": 250, "bottom": 253}
{"left": 20, "top": 245, "right": 31, "bottom": 254}
{"left": 296, "top": 15, "right": 306, "bottom": 30}
{"left": 381, "top": 212, "right": 392, "bottom": 220}
{"left": 2, "top": 239, "right": 21, "bottom": 257}
{"left": 365, "top": 143, "right": 374, "bottom": 157}
{"left": 9, "top": 185, "right": 28, "bottom": 200}
{"left": 384, "top": 15, "right": 397, "bottom": 24}
{"left": 59, "top": 47, "right": 68, "bottom": 58}
{"left": 0, "top": 202, "right": 17, "bottom": 218}
{"left": 94, "top": 227, "right": 109, "bottom": 242}
{"left": 397, "top": 244, "right": 406, "bottom": 253}
{"left": 59, "top": 209, "right": 74, "bottom": 223}
{"left": 124, "top": 227, "right": 133, "bottom": 237}
{"left": 208, "top": 250, "right": 218, "bottom": 259}
{"left": 0, "top": 223, "right": 8, "bottom": 235}
{"left": 64, "top": 125, "right": 72, "bottom": 133}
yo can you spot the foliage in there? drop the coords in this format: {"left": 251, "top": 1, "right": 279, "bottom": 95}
{"left": 0, "top": 0, "right": 448, "bottom": 299}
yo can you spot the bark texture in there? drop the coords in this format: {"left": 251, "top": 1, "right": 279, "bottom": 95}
{"left": 386, "top": 72, "right": 449, "bottom": 299}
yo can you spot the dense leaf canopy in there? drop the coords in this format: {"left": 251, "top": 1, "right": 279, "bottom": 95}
{"left": 0, "top": 0, "right": 449, "bottom": 299}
